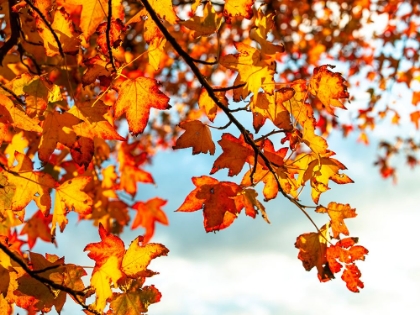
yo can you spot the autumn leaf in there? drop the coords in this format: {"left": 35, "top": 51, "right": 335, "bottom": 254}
{"left": 131, "top": 197, "right": 169, "bottom": 244}
{"left": 148, "top": 0, "right": 179, "bottom": 24}
{"left": 223, "top": 0, "right": 254, "bottom": 23}
{"left": 4, "top": 152, "right": 55, "bottom": 217}
{"left": 182, "top": 2, "right": 223, "bottom": 37}
{"left": 177, "top": 176, "right": 242, "bottom": 232}
{"left": 316, "top": 202, "right": 357, "bottom": 239}
{"left": 68, "top": 100, "right": 125, "bottom": 141}
{"left": 210, "top": 133, "right": 254, "bottom": 176}
{"left": 121, "top": 236, "right": 169, "bottom": 278}
{"left": 219, "top": 42, "right": 275, "bottom": 102}
{"left": 0, "top": 95, "right": 42, "bottom": 133}
{"left": 173, "top": 120, "right": 216, "bottom": 155}
{"left": 35, "top": 7, "right": 81, "bottom": 57}
{"left": 52, "top": 176, "right": 93, "bottom": 235}
{"left": 198, "top": 88, "right": 228, "bottom": 122}
{"left": 108, "top": 281, "right": 162, "bottom": 315}
{"left": 20, "top": 210, "right": 54, "bottom": 249}
{"left": 84, "top": 224, "right": 125, "bottom": 312}
{"left": 114, "top": 77, "right": 171, "bottom": 135}
{"left": 250, "top": 90, "right": 293, "bottom": 132}
{"left": 96, "top": 18, "right": 127, "bottom": 54}
{"left": 234, "top": 188, "right": 270, "bottom": 223}
{"left": 82, "top": 56, "right": 113, "bottom": 86}
{"left": 326, "top": 237, "right": 369, "bottom": 292}
{"left": 309, "top": 65, "right": 350, "bottom": 115}
{"left": 295, "top": 224, "right": 334, "bottom": 282}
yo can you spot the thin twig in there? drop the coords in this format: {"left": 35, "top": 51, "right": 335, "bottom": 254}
{"left": 207, "top": 120, "right": 232, "bottom": 130}
{"left": 190, "top": 57, "right": 218, "bottom": 65}
{"left": 0, "top": 83, "right": 26, "bottom": 106}
{"left": 213, "top": 83, "right": 246, "bottom": 92}
{"left": 106, "top": 0, "right": 117, "bottom": 72}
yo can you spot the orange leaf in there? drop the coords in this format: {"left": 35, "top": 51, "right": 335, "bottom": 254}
{"left": 410, "top": 110, "right": 420, "bottom": 129}
{"left": 309, "top": 65, "right": 350, "bottom": 115}
{"left": 0, "top": 95, "right": 42, "bottom": 133}
{"left": 20, "top": 210, "right": 54, "bottom": 249}
{"left": 234, "top": 188, "right": 270, "bottom": 223}
{"left": 223, "top": 0, "right": 254, "bottom": 23}
{"left": 96, "top": 18, "right": 127, "bottom": 54}
{"left": 326, "top": 238, "right": 368, "bottom": 292}
{"left": 210, "top": 133, "right": 254, "bottom": 176}
{"left": 412, "top": 91, "right": 420, "bottom": 106}
{"left": 316, "top": 202, "right": 357, "bottom": 239}
{"left": 114, "top": 77, "right": 171, "bottom": 135}
{"left": 177, "top": 176, "right": 242, "bottom": 232}
{"left": 131, "top": 197, "right": 169, "bottom": 244}
{"left": 250, "top": 90, "right": 293, "bottom": 132}
{"left": 35, "top": 7, "right": 80, "bottom": 56}
{"left": 68, "top": 100, "right": 125, "bottom": 141}
{"left": 295, "top": 224, "right": 334, "bottom": 282}
{"left": 173, "top": 120, "right": 216, "bottom": 155}
{"left": 4, "top": 152, "right": 55, "bottom": 217}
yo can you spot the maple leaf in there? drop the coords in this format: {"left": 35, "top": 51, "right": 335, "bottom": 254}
{"left": 38, "top": 111, "right": 81, "bottom": 163}
{"left": 250, "top": 90, "right": 293, "bottom": 132}
{"left": 82, "top": 56, "right": 113, "bottom": 86}
{"left": 52, "top": 176, "right": 93, "bottom": 235}
{"left": 234, "top": 188, "right": 270, "bottom": 223}
{"left": 35, "top": 7, "right": 81, "bottom": 57}
{"left": 182, "top": 2, "right": 223, "bottom": 37}
{"left": 302, "top": 156, "right": 353, "bottom": 204}
{"left": 210, "top": 133, "right": 254, "bottom": 176}
{"left": 173, "top": 120, "right": 216, "bottom": 155}
{"left": 0, "top": 95, "right": 42, "bottom": 133}
{"left": 295, "top": 224, "right": 334, "bottom": 282}
{"left": 118, "top": 143, "right": 155, "bottom": 197}
{"left": 84, "top": 224, "right": 125, "bottom": 312}
{"left": 309, "top": 65, "right": 350, "bottom": 115}
{"left": 4, "top": 152, "right": 55, "bottom": 217}
{"left": 97, "top": 18, "right": 127, "bottom": 54}
{"left": 326, "top": 237, "right": 369, "bottom": 292}
{"left": 63, "top": 0, "right": 124, "bottom": 41}
{"left": 148, "top": 0, "right": 179, "bottom": 24}
{"left": 286, "top": 80, "right": 329, "bottom": 154}
{"left": 198, "top": 88, "right": 228, "bottom": 122}
{"left": 68, "top": 100, "right": 125, "bottom": 141}
{"left": 114, "top": 77, "right": 171, "bottom": 135}
{"left": 223, "top": 0, "right": 254, "bottom": 23}
{"left": 177, "top": 176, "right": 242, "bottom": 232}
{"left": 410, "top": 110, "right": 420, "bottom": 129}
{"left": 131, "top": 197, "right": 169, "bottom": 244}
{"left": 316, "top": 202, "right": 357, "bottom": 239}
{"left": 250, "top": 8, "right": 284, "bottom": 58}
{"left": 121, "top": 236, "right": 169, "bottom": 278}
{"left": 108, "top": 281, "right": 162, "bottom": 315}
{"left": 20, "top": 210, "right": 54, "bottom": 249}
{"left": 219, "top": 42, "right": 275, "bottom": 102}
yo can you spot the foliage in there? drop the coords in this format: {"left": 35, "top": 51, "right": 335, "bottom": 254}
{"left": 0, "top": 0, "right": 418, "bottom": 313}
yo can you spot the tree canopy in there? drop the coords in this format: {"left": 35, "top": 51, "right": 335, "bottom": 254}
{"left": 0, "top": 0, "right": 418, "bottom": 314}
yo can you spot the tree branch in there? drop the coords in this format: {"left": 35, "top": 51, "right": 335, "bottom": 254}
{"left": 106, "top": 0, "right": 117, "bottom": 72}
{"left": 140, "top": 0, "right": 321, "bottom": 232}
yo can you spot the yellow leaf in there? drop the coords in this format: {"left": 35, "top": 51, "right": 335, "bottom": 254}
{"left": 52, "top": 177, "right": 93, "bottom": 234}
{"left": 182, "top": 2, "right": 223, "bottom": 37}
{"left": 223, "top": 0, "right": 254, "bottom": 23}
{"left": 121, "top": 236, "right": 169, "bottom": 278}
{"left": 316, "top": 202, "right": 357, "bottom": 239}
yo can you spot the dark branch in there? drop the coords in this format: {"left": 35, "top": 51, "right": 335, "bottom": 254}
{"left": 213, "top": 83, "right": 246, "bottom": 92}
{"left": 106, "top": 0, "right": 117, "bottom": 72}
{"left": 0, "top": 0, "right": 21, "bottom": 65}
{"left": 0, "top": 83, "right": 26, "bottom": 107}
